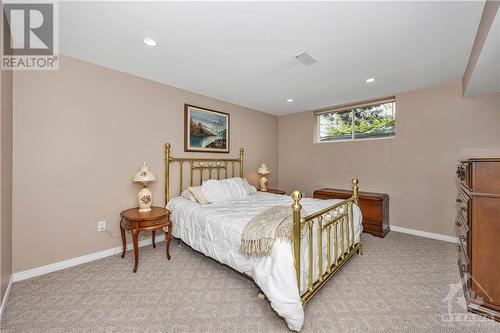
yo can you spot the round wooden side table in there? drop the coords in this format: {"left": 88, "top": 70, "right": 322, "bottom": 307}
{"left": 120, "top": 206, "right": 172, "bottom": 273}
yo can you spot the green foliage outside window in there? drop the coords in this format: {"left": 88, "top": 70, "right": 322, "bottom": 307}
{"left": 319, "top": 101, "right": 395, "bottom": 141}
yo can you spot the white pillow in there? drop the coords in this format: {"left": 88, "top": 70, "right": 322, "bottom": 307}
{"left": 188, "top": 186, "right": 208, "bottom": 205}
{"left": 201, "top": 178, "right": 249, "bottom": 203}
{"left": 242, "top": 178, "right": 257, "bottom": 194}
{"left": 181, "top": 188, "right": 197, "bottom": 202}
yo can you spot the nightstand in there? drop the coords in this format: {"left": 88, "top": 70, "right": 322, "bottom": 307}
{"left": 259, "top": 188, "right": 286, "bottom": 195}
{"left": 120, "top": 206, "right": 172, "bottom": 272}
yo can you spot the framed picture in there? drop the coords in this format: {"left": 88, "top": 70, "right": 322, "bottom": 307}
{"left": 184, "top": 104, "right": 230, "bottom": 153}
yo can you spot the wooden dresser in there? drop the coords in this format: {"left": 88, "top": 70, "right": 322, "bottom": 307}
{"left": 456, "top": 158, "right": 500, "bottom": 321}
{"left": 313, "top": 188, "right": 390, "bottom": 238}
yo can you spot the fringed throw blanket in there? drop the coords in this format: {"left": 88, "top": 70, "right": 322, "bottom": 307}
{"left": 241, "top": 205, "right": 306, "bottom": 257}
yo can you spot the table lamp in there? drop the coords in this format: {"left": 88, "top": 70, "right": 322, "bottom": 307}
{"left": 133, "top": 162, "right": 157, "bottom": 212}
{"left": 257, "top": 163, "right": 270, "bottom": 191}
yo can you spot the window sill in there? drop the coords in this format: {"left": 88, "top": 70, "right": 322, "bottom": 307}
{"left": 315, "top": 135, "right": 396, "bottom": 144}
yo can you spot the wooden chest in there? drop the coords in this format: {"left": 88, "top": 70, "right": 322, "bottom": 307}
{"left": 313, "top": 188, "right": 390, "bottom": 238}
{"left": 456, "top": 158, "right": 500, "bottom": 321}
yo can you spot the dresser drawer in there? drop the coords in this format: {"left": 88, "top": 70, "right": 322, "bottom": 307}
{"left": 456, "top": 217, "right": 470, "bottom": 261}
{"left": 458, "top": 245, "right": 472, "bottom": 297}
{"left": 458, "top": 244, "right": 471, "bottom": 275}
{"left": 455, "top": 210, "right": 469, "bottom": 233}
{"left": 456, "top": 188, "right": 470, "bottom": 226}
{"left": 457, "top": 162, "right": 471, "bottom": 190}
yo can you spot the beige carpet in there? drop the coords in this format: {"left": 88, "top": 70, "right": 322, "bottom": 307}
{"left": 2, "top": 232, "right": 499, "bottom": 332}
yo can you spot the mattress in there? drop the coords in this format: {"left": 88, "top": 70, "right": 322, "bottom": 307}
{"left": 166, "top": 192, "right": 362, "bottom": 331}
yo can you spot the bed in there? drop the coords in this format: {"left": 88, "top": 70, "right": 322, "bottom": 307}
{"left": 163, "top": 143, "right": 363, "bottom": 331}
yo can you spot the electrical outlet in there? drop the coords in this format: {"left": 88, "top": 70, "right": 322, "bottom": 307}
{"left": 97, "top": 220, "right": 106, "bottom": 232}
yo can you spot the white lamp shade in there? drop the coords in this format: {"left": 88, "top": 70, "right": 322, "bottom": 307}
{"left": 257, "top": 163, "right": 270, "bottom": 175}
{"left": 133, "top": 163, "right": 156, "bottom": 183}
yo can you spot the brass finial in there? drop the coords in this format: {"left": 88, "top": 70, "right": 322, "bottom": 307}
{"left": 240, "top": 148, "right": 244, "bottom": 153}
{"left": 291, "top": 190, "right": 302, "bottom": 202}
{"left": 291, "top": 190, "right": 302, "bottom": 210}
{"left": 352, "top": 178, "right": 359, "bottom": 198}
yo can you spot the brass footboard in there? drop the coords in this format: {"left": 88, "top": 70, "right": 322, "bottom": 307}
{"left": 291, "top": 179, "right": 362, "bottom": 305}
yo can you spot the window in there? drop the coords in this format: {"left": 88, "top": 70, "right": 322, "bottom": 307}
{"left": 317, "top": 97, "right": 396, "bottom": 142}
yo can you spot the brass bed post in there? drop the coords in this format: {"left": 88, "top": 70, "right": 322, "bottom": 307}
{"left": 239, "top": 148, "right": 244, "bottom": 177}
{"left": 351, "top": 178, "right": 362, "bottom": 255}
{"left": 164, "top": 143, "right": 171, "bottom": 206}
{"left": 190, "top": 161, "right": 194, "bottom": 186}
{"left": 352, "top": 178, "right": 359, "bottom": 203}
{"left": 317, "top": 216, "right": 323, "bottom": 282}
{"left": 291, "top": 190, "right": 302, "bottom": 295}
{"left": 307, "top": 219, "right": 313, "bottom": 292}
{"left": 180, "top": 161, "right": 184, "bottom": 192}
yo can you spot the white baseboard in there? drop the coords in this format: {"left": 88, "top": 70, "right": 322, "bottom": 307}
{"left": 13, "top": 234, "right": 165, "bottom": 283}
{"left": 0, "top": 275, "right": 13, "bottom": 321}
{"left": 390, "top": 225, "right": 459, "bottom": 243}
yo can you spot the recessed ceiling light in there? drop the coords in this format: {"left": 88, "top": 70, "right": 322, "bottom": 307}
{"left": 286, "top": 98, "right": 294, "bottom": 103}
{"left": 365, "top": 78, "right": 376, "bottom": 83}
{"left": 143, "top": 38, "right": 158, "bottom": 47}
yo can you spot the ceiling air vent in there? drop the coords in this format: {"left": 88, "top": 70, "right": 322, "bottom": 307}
{"left": 295, "top": 51, "right": 317, "bottom": 65}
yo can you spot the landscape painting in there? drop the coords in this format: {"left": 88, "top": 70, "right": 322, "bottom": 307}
{"left": 184, "top": 104, "right": 230, "bottom": 153}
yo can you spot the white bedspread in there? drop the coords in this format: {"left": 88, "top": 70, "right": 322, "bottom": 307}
{"left": 167, "top": 192, "right": 362, "bottom": 331}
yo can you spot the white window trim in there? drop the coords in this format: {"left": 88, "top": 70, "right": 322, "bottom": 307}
{"left": 315, "top": 134, "right": 396, "bottom": 144}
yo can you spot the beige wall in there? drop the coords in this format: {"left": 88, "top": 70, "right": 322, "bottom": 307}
{"left": 1, "top": 11, "right": 13, "bottom": 305}
{"left": 279, "top": 81, "right": 500, "bottom": 237}
{"left": 13, "top": 56, "right": 279, "bottom": 273}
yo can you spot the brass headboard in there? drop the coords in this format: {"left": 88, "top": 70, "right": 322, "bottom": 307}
{"left": 164, "top": 143, "right": 244, "bottom": 205}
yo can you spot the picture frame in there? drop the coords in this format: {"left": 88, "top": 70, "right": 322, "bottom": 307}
{"left": 184, "top": 104, "right": 230, "bottom": 153}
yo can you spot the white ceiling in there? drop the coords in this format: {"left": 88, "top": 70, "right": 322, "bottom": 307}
{"left": 464, "top": 9, "right": 500, "bottom": 97}
{"left": 59, "top": 1, "right": 484, "bottom": 115}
